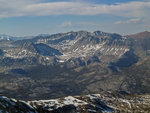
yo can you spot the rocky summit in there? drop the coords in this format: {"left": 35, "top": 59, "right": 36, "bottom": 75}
{"left": 0, "top": 31, "right": 150, "bottom": 101}
{"left": 0, "top": 91, "right": 150, "bottom": 113}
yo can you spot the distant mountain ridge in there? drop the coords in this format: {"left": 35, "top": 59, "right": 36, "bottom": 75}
{"left": 0, "top": 34, "right": 11, "bottom": 40}
{"left": 126, "top": 31, "right": 150, "bottom": 39}
{"left": 0, "top": 34, "right": 19, "bottom": 41}
{"left": 0, "top": 30, "right": 131, "bottom": 66}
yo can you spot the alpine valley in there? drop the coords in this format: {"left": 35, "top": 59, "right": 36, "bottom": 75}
{"left": 0, "top": 30, "right": 150, "bottom": 103}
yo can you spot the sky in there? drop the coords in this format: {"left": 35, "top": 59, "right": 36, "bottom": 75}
{"left": 0, "top": 0, "right": 150, "bottom": 37}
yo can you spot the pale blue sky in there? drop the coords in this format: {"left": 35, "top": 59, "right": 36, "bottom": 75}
{"left": 0, "top": 0, "right": 149, "bottom": 37}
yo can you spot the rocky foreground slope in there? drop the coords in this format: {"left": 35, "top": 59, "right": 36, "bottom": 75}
{"left": 0, "top": 92, "right": 150, "bottom": 113}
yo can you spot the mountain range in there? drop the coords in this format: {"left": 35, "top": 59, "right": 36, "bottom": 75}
{"left": 0, "top": 30, "right": 150, "bottom": 101}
